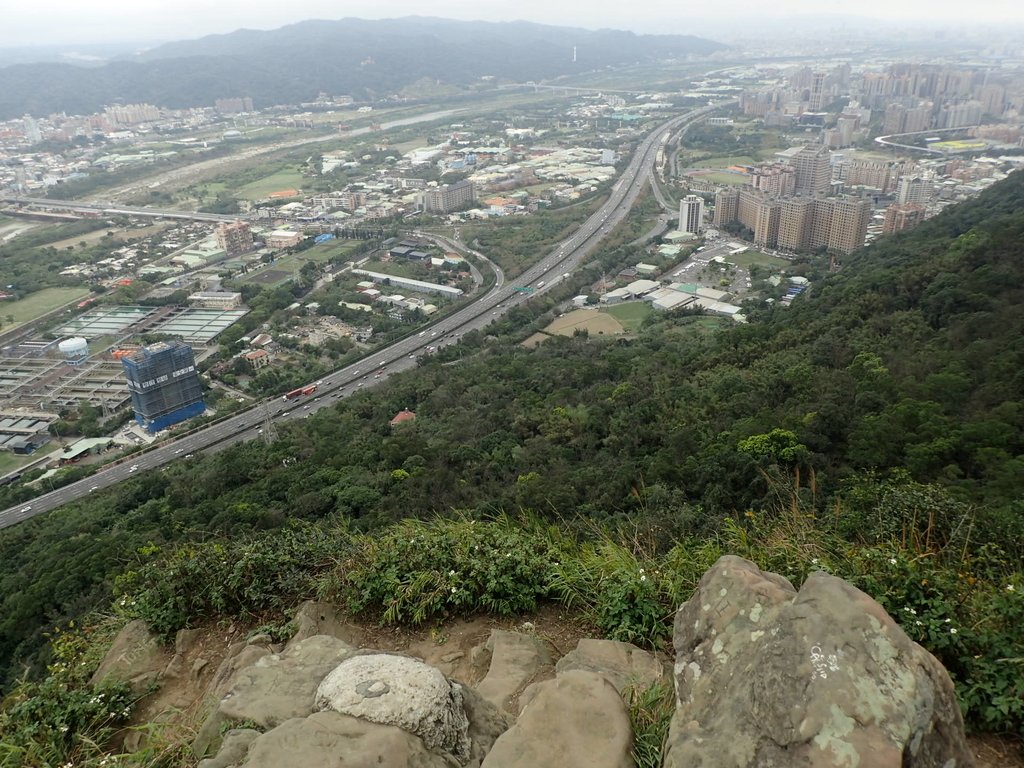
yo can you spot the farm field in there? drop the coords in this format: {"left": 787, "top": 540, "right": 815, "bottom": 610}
{"left": 1, "top": 287, "right": 92, "bottom": 331}
{"left": 602, "top": 301, "right": 652, "bottom": 332}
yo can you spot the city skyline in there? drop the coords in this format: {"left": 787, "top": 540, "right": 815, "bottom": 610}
{"left": 2, "top": 1, "right": 1024, "bottom": 47}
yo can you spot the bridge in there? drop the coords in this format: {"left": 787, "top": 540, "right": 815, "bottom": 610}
{"left": 0, "top": 195, "right": 246, "bottom": 224}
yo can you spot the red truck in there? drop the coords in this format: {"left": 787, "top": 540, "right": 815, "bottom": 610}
{"left": 283, "top": 384, "right": 318, "bottom": 400}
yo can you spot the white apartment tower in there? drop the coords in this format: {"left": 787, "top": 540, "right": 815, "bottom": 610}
{"left": 679, "top": 195, "right": 705, "bottom": 235}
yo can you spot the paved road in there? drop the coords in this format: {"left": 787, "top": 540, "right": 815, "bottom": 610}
{"left": 0, "top": 101, "right": 732, "bottom": 531}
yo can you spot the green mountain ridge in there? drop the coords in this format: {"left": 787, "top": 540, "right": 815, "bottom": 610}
{"left": 0, "top": 17, "right": 725, "bottom": 119}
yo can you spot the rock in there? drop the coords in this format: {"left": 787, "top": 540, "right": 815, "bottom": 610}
{"left": 90, "top": 619, "right": 167, "bottom": 694}
{"left": 461, "top": 684, "right": 511, "bottom": 768}
{"left": 219, "top": 635, "right": 354, "bottom": 729}
{"left": 191, "top": 645, "right": 275, "bottom": 758}
{"left": 246, "top": 633, "right": 273, "bottom": 647}
{"left": 160, "top": 653, "right": 186, "bottom": 682}
{"left": 243, "top": 711, "right": 459, "bottom": 768}
{"left": 316, "top": 653, "right": 472, "bottom": 762}
{"left": 664, "top": 555, "right": 975, "bottom": 768}
{"left": 190, "top": 657, "right": 209, "bottom": 680}
{"left": 196, "top": 728, "right": 260, "bottom": 768}
{"left": 175, "top": 627, "right": 204, "bottom": 656}
{"left": 481, "top": 669, "right": 634, "bottom": 768}
{"left": 288, "top": 600, "right": 366, "bottom": 649}
{"left": 474, "top": 630, "right": 553, "bottom": 716}
{"left": 555, "top": 638, "right": 664, "bottom": 698}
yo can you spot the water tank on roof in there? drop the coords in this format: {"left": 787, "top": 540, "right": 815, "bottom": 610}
{"left": 58, "top": 337, "right": 89, "bottom": 361}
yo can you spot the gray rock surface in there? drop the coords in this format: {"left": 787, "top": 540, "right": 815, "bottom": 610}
{"left": 196, "top": 728, "right": 260, "bottom": 768}
{"left": 316, "top": 653, "right": 472, "bottom": 762}
{"left": 90, "top": 619, "right": 167, "bottom": 693}
{"left": 243, "top": 712, "right": 459, "bottom": 768}
{"left": 481, "top": 669, "right": 634, "bottom": 768}
{"left": 665, "top": 555, "right": 974, "bottom": 768}
{"left": 474, "top": 630, "right": 553, "bottom": 716}
{"left": 555, "top": 638, "right": 664, "bottom": 697}
{"left": 461, "top": 684, "right": 511, "bottom": 768}
{"left": 288, "top": 599, "right": 367, "bottom": 649}
{"left": 218, "top": 634, "right": 354, "bottom": 728}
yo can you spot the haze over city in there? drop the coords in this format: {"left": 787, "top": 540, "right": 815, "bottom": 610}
{"left": 4, "top": 0, "right": 1024, "bottom": 46}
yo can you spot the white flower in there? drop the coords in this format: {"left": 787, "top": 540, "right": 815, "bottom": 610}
{"left": 949, "top": 627, "right": 958, "bottom": 635}
{"left": 811, "top": 558, "right": 819, "bottom": 565}
{"left": 640, "top": 575, "right": 647, "bottom": 582}
{"left": 915, "top": 620, "right": 923, "bottom": 626}
{"left": 450, "top": 587, "right": 457, "bottom": 594}
{"left": 448, "top": 569, "right": 456, "bottom": 577}
{"left": 1007, "top": 584, "right": 1016, "bottom": 592}
{"left": 889, "top": 558, "right": 897, "bottom": 565}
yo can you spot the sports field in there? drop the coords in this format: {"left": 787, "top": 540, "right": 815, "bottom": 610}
{"left": 543, "top": 309, "right": 625, "bottom": 337}
{"left": 236, "top": 169, "right": 307, "bottom": 201}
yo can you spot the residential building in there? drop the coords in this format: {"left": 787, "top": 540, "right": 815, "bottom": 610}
{"left": 896, "top": 175, "right": 935, "bottom": 205}
{"left": 678, "top": 195, "right": 705, "bottom": 235}
{"left": 419, "top": 180, "right": 476, "bottom": 214}
{"left": 751, "top": 165, "right": 796, "bottom": 197}
{"left": 188, "top": 291, "right": 243, "bottom": 310}
{"left": 215, "top": 221, "right": 254, "bottom": 257}
{"left": 882, "top": 203, "right": 926, "bottom": 234}
{"left": 713, "top": 188, "right": 740, "bottom": 228}
{"left": 791, "top": 144, "right": 832, "bottom": 197}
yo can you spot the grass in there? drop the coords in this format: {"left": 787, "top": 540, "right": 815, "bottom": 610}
{"left": 685, "top": 155, "right": 758, "bottom": 169}
{"left": 603, "top": 302, "right": 653, "bottom": 332}
{"left": 0, "top": 452, "right": 36, "bottom": 476}
{"left": 692, "top": 172, "right": 749, "bottom": 186}
{"left": 235, "top": 168, "right": 308, "bottom": 201}
{"left": 723, "top": 250, "right": 790, "bottom": 270}
{"left": 1, "top": 287, "right": 92, "bottom": 331}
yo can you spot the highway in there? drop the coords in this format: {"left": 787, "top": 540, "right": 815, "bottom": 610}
{"left": 0, "top": 102, "right": 731, "bottom": 531}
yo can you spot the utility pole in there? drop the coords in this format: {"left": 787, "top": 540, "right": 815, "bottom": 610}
{"left": 259, "top": 400, "right": 277, "bottom": 445}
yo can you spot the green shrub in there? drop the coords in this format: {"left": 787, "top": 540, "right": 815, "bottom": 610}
{"left": 327, "top": 518, "right": 562, "bottom": 624}
{"left": 115, "top": 522, "right": 345, "bottom": 638}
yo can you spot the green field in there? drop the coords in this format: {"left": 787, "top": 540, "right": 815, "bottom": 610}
{"left": 686, "top": 155, "right": 758, "bottom": 169}
{"left": 1, "top": 287, "right": 92, "bottom": 331}
{"left": 603, "top": 301, "right": 652, "bottom": 332}
{"left": 724, "top": 250, "right": 790, "bottom": 270}
{"left": 695, "top": 172, "right": 750, "bottom": 186}
{"left": 0, "top": 452, "right": 37, "bottom": 477}
{"left": 235, "top": 168, "right": 307, "bottom": 200}
{"left": 237, "top": 240, "right": 360, "bottom": 286}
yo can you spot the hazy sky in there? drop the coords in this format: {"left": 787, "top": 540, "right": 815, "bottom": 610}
{"left": 6, "top": 0, "right": 1024, "bottom": 46}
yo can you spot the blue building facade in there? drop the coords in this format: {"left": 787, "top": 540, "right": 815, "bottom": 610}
{"left": 121, "top": 341, "right": 205, "bottom": 433}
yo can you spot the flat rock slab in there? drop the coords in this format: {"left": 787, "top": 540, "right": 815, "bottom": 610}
{"left": 481, "top": 669, "right": 634, "bottom": 768}
{"left": 219, "top": 635, "right": 354, "bottom": 728}
{"left": 316, "top": 653, "right": 471, "bottom": 762}
{"left": 474, "top": 630, "right": 553, "bottom": 717}
{"left": 555, "top": 638, "right": 664, "bottom": 697}
{"left": 665, "top": 555, "right": 974, "bottom": 768}
{"left": 243, "top": 712, "right": 459, "bottom": 768}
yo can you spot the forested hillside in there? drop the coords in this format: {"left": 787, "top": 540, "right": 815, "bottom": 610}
{"left": 1, "top": 170, "right": 1022, "bottom": 737}
{"left": 0, "top": 17, "right": 724, "bottom": 118}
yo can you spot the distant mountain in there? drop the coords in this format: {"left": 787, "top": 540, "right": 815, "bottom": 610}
{"left": 0, "top": 17, "right": 725, "bottom": 119}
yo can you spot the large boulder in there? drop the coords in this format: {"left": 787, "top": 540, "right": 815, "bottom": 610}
{"left": 316, "top": 653, "right": 472, "bottom": 763}
{"left": 480, "top": 669, "right": 634, "bottom": 768}
{"left": 243, "top": 711, "right": 459, "bottom": 768}
{"left": 555, "top": 638, "right": 664, "bottom": 698}
{"left": 665, "top": 555, "right": 974, "bottom": 768}
{"left": 473, "top": 630, "right": 553, "bottom": 717}
{"left": 218, "top": 634, "right": 354, "bottom": 728}
{"left": 90, "top": 619, "right": 167, "bottom": 694}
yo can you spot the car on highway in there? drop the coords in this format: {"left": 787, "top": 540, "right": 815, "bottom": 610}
{"left": 20, "top": 505, "right": 31, "bottom": 513}
{"left": 174, "top": 448, "right": 183, "bottom": 454}
{"left": 129, "top": 465, "right": 139, "bottom": 473}
{"left": 89, "top": 486, "right": 99, "bottom": 493}
{"left": 184, "top": 454, "right": 193, "bottom": 459}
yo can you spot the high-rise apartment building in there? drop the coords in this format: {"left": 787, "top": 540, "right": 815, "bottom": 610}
{"left": 419, "top": 180, "right": 476, "bottom": 214}
{"left": 713, "top": 188, "right": 740, "bottom": 228}
{"left": 122, "top": 341, "right": 205, "bottom": 433}
{"left": 215, "top": 221, "right": 254, "bottom": 258}
{"left": 215, "top": 97, "right": 255, "bottom": 113}
{"left": 809, "top": 71, "right": 827, "bottom": 111}
{"left": 751, "top": 165, "right": 796, "bottom": 198}
{"left": 882, "top": 203, "right": 926, "bottom": 234}
{"left": 896, "top": 175, "right": 935, "bottom": 205}
{"left": 791, "top": 144, "right": 832, "bottom": 197}
{"left": 678, "top": 195, "right": 705, "bottom": 235}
